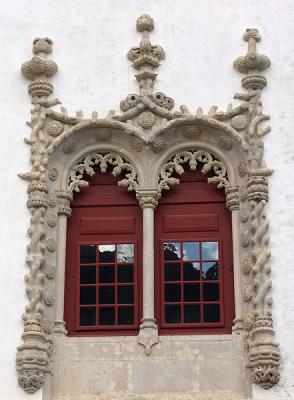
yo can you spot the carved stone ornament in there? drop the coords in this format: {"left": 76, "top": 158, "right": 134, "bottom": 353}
{"left": 17, "top": 15, "right": 279, "bottom": 394}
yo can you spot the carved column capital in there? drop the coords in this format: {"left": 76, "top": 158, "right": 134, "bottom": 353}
{"left": 247, "top": 175, "right": 268, "bottom": 203}
{"left": 225, "top": 185, "right": 240, "bottom": 211}
{"left": 136, "top": 189, "right": 159, "bottom": 209}
{"left": 55, "top": 190, "right": 73, "bottom": 217}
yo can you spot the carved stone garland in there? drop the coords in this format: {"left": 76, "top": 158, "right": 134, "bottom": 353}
{"left": 17, "top": 15, "right": 280, "bottom": 394}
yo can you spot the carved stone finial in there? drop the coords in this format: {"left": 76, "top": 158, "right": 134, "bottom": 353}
{"left": 234, "top": 29, "right": 270, "bottom": 90}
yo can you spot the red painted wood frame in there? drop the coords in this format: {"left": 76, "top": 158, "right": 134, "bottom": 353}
{"left": 155, "top": 169, "right": 235, "bottom": 334}
{"left": 64, "top": 171, "right": 143, "bottom": 336}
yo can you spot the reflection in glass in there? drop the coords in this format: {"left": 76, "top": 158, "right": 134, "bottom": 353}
{"left": 203, "top": 304, "right": 220, "bottom": 322}
{"left": 202, "top": 242, "right": 219, "bottom": 260}
{"left": 99, "top": 307, "right": 115, "bottom": 325}
{"left": 80, "top": 308, "right": 96, "bottom": 326}
{"left": 183, "top": 242, "right": 200, "bottom": 260}
{"left": 117, "top": 244, "right": 134, "bottom": 263}
{"left": 80, "top": 245, "right": 96, "bottom": 263}
{"left": 203, "top": 283, "right": 219, "bottom": 301}
{"left": 184, "top": 304, "right": 200, "bottom": 323}
{"left": 80, "top": 287, "right": 96, "bottom": 305}
{"left": 118, "top": 265, "right": 134, "bottom": 283}
{"left": 118, "top": 306, "right": 134, "bottom": 325}
{"left": 164, "top": 263, "right": 181, "bottom": 281}
{"left": 165, "top": 284, "right": 181, "bottom": 302}
{"left": 99, "top": 286, "right": 115, "bottom": 304}
{"left": 165, "top": 304, "right": 181, "bottom": 323}
{"left": 183, "top": 262, "right": 200, "bottom": 281}
{"left": 98, "top": 244, "right": 115, "bottom": 263}
{"left": 99, "top": 265, "right": 115, "bottom": 283}
{"left": 164, "top": 242, "right": 181, "bottom": 261}
{"left": 118, "top": 286, "right": 134, "bottom": 304}
{"left": 80, "top": 266, "right": 96, "bottom": 284}
{"left": 202, "top": 262, "right": 219, "bottom": 280}
{"left": 184, "top": 283, "right": 200, "bottom": 301}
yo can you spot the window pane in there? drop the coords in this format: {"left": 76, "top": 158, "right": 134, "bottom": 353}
{"left": 165, "top": 284, "right": 181, "bottom": 302}
{"left": 183, "top": 262, "right": 200, "bottom": 281}
{"left": 118, "top": 286, "right": 134, "bottom": 304}
{"left": 118, "top": 306, "right": 134, "bottom": 325}
{"left": 117, "top": 244, "right": 134, "bottom": 263}
{"left": 80, "top": 245, "right": 96, "bottom": 263}
{"left": 98, "top": 244, "right": 115, "bottom": 263}
{"left": 80, "top": 287, "right": 96, "bottom": 305}
{"left": 164, "top": 263, "right": 180, "bottom": 281}
{"left": 99, "top": 307, "right": 115, "bottom": 325}
{"left": 203, "top": 304, "right": 220, "bottom": 322}
{"left": 184, "top": 283, "right": 200, "bottom": 301}
{"left": 80, "top": 266, "right": 96, "bottom": 284}
{"left": 165, "top": 305, "right": 181, "bottom": 323}
{"left": 118, "top": 265, "right": 134, "bottom": 283}
{"left": 202, "top": 242, "right": 219, "bottom": 260}
{"left": 202, "top": 262, "right": 219, "bottom": 280}
{"left": 80, "top": 307, "right": 96, "bottom": 326}
{"left": 99, "top": 265, "right": 115, "bottom": 283}
{"left": 203, "top": 283, "right": 219, "bottom": 301}
{"left": 99, "top": 286, "right": 115, "bottom": 304}
{"left": 183, "top": 242, "right": 200, "bottom": 260}
{"left": 184, "top": 304, "right": 200, "bottom": 323}
{"left": 164, "top": 242, "right": 181, "bottom": 261}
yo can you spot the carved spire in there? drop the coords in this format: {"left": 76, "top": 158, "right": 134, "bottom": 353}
{"left": 234, "top": 29, "right": 270, "bottom": 90}
{"left": 127, "top": 14, "right": 165, "bottom": 95}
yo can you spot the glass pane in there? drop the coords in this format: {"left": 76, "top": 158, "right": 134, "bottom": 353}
{"left": 184, "top": 304, "right": 200, "bottom": 323}
{"left": 202, "top": 242, "right": 219, "bottom": 260}
{"left": 164, "top": 242, "right": 181, "bottom": 261}
{"left": 183, "top": 242, "right": 200, "bottom": 260}
{"left": 118, "top": 286, "right": 134, "bottom": 304}
{"left": 99, "top": 265, "right": 115, "bottom": 283}
{"left": 118, "top": 306, "right": 134, "bottom": 325}
{"left": 80, "top": 307, "right": 96, "bottom": 326}
{"left": 117, "top": 244, "right": 134, "bottom": 263}
{"left": 80, "top": 287, "right": 96, "bottom": 305}
{"left": 98, "top": 244, "right": 115, "bottom": 263}
{"left": 80, "top": 266, "right": 96, "bottom": 284}
{"left": 118, "top": 265, "right": 134, "bottom": 283}
{"left": 183, "top": 262, "right": 200, "bottom": 281}
{"left": 202, "top": 262, "right": 219, "bottom": 280}
{"left": 99, "top": 286, "right": 115, "bottom": 304}
{"left": 80, "top": 245, "right": 96, "bottom": 263}
{"left": 203, "top": 304, "right": 220, "bottom": 322}
{"left": 165, "top": 284, "right": 181, "bottom": 302}
{"left": 184, "top": 283, "right": 200, "bottom": 301}
{"left": 165, "top": 305, "right": 181, "bottom": 323}
{"left": 203, "top": 283, "right": 219, "bottom": 301}
{"left": 164, "top": 263, "right": 181, "bottom": 281}
{"left": 99, "top": 307, "right": 115, "bottom": 325}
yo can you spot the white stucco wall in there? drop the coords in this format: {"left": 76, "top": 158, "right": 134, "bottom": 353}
{"left": 1, "top": 0, "right": 294, "bottom": 399}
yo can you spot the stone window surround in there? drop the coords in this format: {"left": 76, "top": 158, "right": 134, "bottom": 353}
{"left": 17, "top": 14, "right": 280, "bottom": 395}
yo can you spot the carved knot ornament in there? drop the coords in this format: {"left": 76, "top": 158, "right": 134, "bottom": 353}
{"left": 18, "top": 14, "right": 279, "bottom": 394}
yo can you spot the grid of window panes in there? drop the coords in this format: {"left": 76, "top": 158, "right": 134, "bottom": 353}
{"left": 78, "top": 243, "right": 136, "bottom": 329}
{"left": 162, "top": 241, "right": 221, "bottom": 325}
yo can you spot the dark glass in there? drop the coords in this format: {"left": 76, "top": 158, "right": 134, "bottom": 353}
{"left": 202, "top": 262, "right": 219, "bottom": 280}
{"left": 80, "top": 287, "right": 96, "bottom": 305}
{"left": 184, "top": 283, "right": 200, "bottom": 301}
{"left": 183, "top": 242, "right": 200, "bottom": 260}
{"left": 184, "top": 304, "right": 200, "bottom": 323}
{"left": 183, "top": 262, "right": 200, "bottom": 281}
{"left": 99, "top": 265, "right": 115, "bottom": 283}
{"left": 202, "top": 242, "right": 219, "bottom": 261}
{"left": 99, "top": 307, "right": 115, "bottom": 325}
{"left": 98, "top": 244, "right": 115, "bottom": 263}
{"left": 164, "top": 242, "right": 181, "bottom": 261}
{"left": 118, "top": 265, "right": 134, "bottom": 283}
{"left": 99, "top": 286, "right": 115, "bottom": 304}
{"left": 165, "top": 284, "right": 181, "bottom": 302}
{"left": 203, "top": 283, "right": 219, "bottom": 301}
{"left": 165, "top": 304, "right": 181, "bottom": 323}
{"left": 80, "top": 245, "right": 96, "bottom": 263}
{"left": 118, "top": 286, "right": 134, "bottom": 304}
{"left": 118, "top": 306, "right": 134, "bottom": 325}
{"left": 117, "top": 244, "right": 134, "bottom": 263}
{"left": 80, "top": 266, "right": 96, "bottom": 284}
{"left": 164, "top": 263, "right": 181, "bottom": 281}
{"left": 80, "top": 307, "right": 96, "bottom": 326}
{"left": 203, "top": 304, "right": 220, "bottom": 322}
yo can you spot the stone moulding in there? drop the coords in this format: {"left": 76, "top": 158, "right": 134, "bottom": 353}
{"left": 17, "top": 14, "right": 279, "bottom": 395}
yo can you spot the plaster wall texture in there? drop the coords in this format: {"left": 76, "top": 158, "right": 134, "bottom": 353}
{"left": 0, "top": 0, "right": 294, "bottom": 399}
